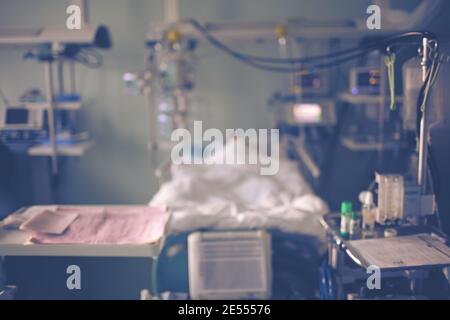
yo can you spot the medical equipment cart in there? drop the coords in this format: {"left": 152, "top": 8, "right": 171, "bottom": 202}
{"left": 320, "top": 213, "right": 450, "bottom": 300}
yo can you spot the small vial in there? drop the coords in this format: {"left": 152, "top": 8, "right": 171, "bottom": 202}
{"left": 362, "top": 209, "right": 376, "bottom": 236}
{"left": 349, "top": 211, "right": 361, "bottom": 236}
{"left": 360, "top": 191, "right": 376, "bottom": 237}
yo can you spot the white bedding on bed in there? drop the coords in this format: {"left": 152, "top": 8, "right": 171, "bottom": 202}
{"left": 149, "top": 138, "right": 329, "bottom": 240}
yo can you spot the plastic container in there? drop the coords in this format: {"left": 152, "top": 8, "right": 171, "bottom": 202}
{"left": 340, "top": 201, "right": 352, "bottom": 237}
{"left": 359, "top": 191, "right": 376, "bottom": 236}
{"left": 349, "top": 211, "right": 361, "bottom": 236}
{"left": 376, "top": 173, "right": 404, "bottom": 224}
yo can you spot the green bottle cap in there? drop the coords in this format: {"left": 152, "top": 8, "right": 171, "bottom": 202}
{"left": 341, "top": 201, "right": 352, "bottom": 215}
{"left": 351, "top": 211, "right": 359, "bottom": 220}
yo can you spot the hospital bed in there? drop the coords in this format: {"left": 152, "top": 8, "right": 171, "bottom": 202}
{"left": 148, "top": 137, "right": 330, "bottom": 299}
{"left": 0, "top": 138, "right": 328, "bottom": 299}
{"left": 151, "top": 138, "right": 328, "bottom": 235}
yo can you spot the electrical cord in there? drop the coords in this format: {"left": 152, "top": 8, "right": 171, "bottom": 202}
{"left": 385, "top": 53, "right": 396, "bottom": 110}
{"left": 188, "top": 19, "right": 436, "bottom": 65}
{"left": 188, "top": 19, "right": 372, "bottom": 64}
{"left": 187, "top": 19, "right": 437, "bottom": 73}
{"left": 186, "top": 19, "right": 370, "bottom": 73}
{"left": 415, "top": 58, "right": 442, "bottom": 134}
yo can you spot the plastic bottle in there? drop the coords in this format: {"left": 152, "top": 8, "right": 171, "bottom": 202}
{"left": 340, "top": 201, "right": 352, "bottom": 238}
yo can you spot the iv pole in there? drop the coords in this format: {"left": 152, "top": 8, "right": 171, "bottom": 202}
{"left": 417, "top": 36, "right": 432, "bottom": 193}
{"left": 44, "top": 0, "right": 88, "bottom": 176}
{"left": 44, "top": 52, "right": 58, "bottom": 176}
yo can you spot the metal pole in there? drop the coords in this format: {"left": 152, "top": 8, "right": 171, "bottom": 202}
{"left": 417, "top": 37, "right": 429, "bottom": 192}
{"left": 69, "top": 61, "right": 76, "bottom": 93}
{"left": 44, "top": 61, "right": 58, "bottom": 175}
{"left": 147, "top": 90, "right": 158, "bottom": 150}
{"left": 57, "top": 60, "right": 65, "bottom": 95}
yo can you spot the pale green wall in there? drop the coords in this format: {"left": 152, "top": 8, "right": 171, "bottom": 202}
{"left": 0, "top": 0, "right": 370, "bottom": 205}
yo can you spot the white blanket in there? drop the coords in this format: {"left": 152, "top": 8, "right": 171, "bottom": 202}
{"left": 150, "top": 139, "right": 329, "bottom": 240}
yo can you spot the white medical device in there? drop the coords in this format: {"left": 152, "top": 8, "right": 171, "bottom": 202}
{"left": 375, "top": 173, "right": 435, "bottom": 225}
{"left": 0, "top": 105, "right": 44, "bottom": 131}
{"left": 188, "top": 230, "right": 272, "bottom": 300}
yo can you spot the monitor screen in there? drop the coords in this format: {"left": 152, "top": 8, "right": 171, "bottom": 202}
{"left": 357, "top": 69, "right": 380, "bottom": 87}
{"left": 6, "top": 108, "right": 29, "bottom": 124}
{"left": 292, "top": 103, "right": 323, "bottom": 123}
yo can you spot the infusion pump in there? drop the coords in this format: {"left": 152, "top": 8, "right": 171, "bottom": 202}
{"left": 0, "top": 105, "right": 45, "bottom": 145}
{"left": 0, "top": 105, "right": 44, "bottom": 130}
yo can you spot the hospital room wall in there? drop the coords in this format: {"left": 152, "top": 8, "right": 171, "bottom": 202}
{"left": 0, "top": 0, "right": 370, "bottom": 212}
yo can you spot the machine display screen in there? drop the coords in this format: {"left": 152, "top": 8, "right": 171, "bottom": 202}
{"left": 292, "top": 103, "right": 323, "bottom": 123}
{"left": 357, "top": 69, "right": 380, "bottom": 87}
{"left": 6, "top": 108, "right": 29, "bottom": 124}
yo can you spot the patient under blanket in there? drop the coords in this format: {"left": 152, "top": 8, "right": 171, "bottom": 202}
{"left": 150, "top": 139, "right": 329, "bottom": 246}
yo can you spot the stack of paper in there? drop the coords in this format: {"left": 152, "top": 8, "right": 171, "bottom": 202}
{"left": 347, "top": 233, "right": 450, "bottom": 270}
{"left": 28, "top": 206, "right": 168, "bottom": 245}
